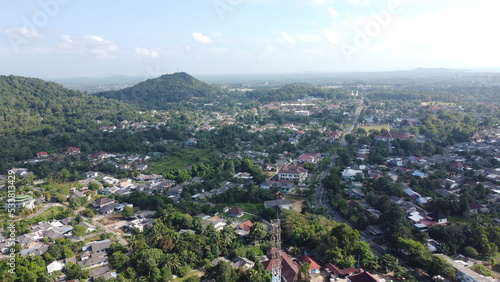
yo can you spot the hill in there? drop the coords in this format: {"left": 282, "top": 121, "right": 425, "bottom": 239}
{"left": 0, "top": 75, "right": 136, "bottom": 135}
{"left": 0, "top": 75, "right": 137, "bottom": 166}
{"left": 95, "top": 72, "right": 223, "bottom": 109}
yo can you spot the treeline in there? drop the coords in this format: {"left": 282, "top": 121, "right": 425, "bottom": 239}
{"left": 245, "top": 83, "right": 351, "bottom": 103}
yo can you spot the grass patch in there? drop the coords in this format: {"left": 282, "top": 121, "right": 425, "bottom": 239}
{"left": 149, "top": 148, "right": 211, "bottom": 173}
{"left": 227, "top": 202, "right": 263, "bottom": 215}
{"left": 359, "top": 125, "right": 389, "bottom": 131}
{"left": 172, "top": 270, "right": 204, "bottom": 282}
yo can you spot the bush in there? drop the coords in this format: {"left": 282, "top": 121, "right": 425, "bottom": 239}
{"left": 463, "top": 246, "right": 479, "bottom": 258}
{"left": 470, "top": 264, "right": 494, "bottom": 277}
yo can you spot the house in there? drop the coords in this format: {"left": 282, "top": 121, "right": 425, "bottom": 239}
{"left": 325, "top": 263, "right": 357, "bottom": 278}
{"left": 469, "top": 202, "right": 489, "bottom": 214}
{"left": 46, "top": 260, "right": 64, "bottom": 274}
{"left": 437, "top": 254, "right": 496, "bottom": 282}
{"left": 346, "top": 188, "right": 365, "bottom": 199}
{"left": 99, "top": 203, "right": 122, "bottom": 214}
{"left": 231, "top": 257, "right": 255, "bottom": 270}
{"left": 297, "top": 255, "right": 321, "bottom": 274}
{"left": 277, "top": 163, "right": 308, "bottom": 182}
{"left": 36, "top": 152, "right": 49, "bottom": 159}
{"left": 84, "top": 171, "right": 99, "bottom": 179}
{"left": 403, "top": 188, "right": 421, "bottom": 198}
{"left": 205, "top": 215, "right": 227, "bottom": 231}
{"left": 366, "top": 225, "right": 385, "bottom": 237}
{"left": 82, "top": 239, "right": 111, "bottom": 253}
{"left": 235, "top": 220, "right": 254, "bottom": 237}
{"left": 262, "top": 250, "right": 299, "bottom": 282}
{"left": 450, "top": 162, "right": 465, "bottom": 171}
{"left": 347, "top": 271, "right": 379, "bottom": 282}
{"left": 6, "top": 195, "right": 35, "bottom": 210}
{"left": 67, "top": 147, "right": 80, "bottom": 155}
{"left": 92, "top": 198, "right": 115, "bottom": 209}
{"left": 342, "top": 169, "right": 364, "bottom": 181}
{"left": 78, "top": 222, "right": 96, "bottom": 233}
{"left": 264, "top": 199, "right": 292, "bottom": 210}
{"left": 376, "top": 131, "right": 415, "bottom": 142}
{"left": 228, "top": 206, "right": 244, "bottom": 217}
{"left": 298, "top": 152, "right": 321, "bottom": 163}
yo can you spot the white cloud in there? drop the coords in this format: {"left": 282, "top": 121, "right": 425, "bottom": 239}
{"left": 57, "top": 35, "right": 119, "bottom": 58}
{"left": 84, "top": 35, "right": 104, "bottom": 42}
{"left": 276, "top": 32, "right": 295, "bottom": 45}
{"left": 135, "top": 47, "right": 159, "bottom": 58}
{"left": 4, "top": 27, "right": 45, "bottom": 40}
{"left": 328, "top": 6, "right": 339, "bottom": 18}
{"left": 323, "top": 29, "right": 340, "bottom": 44}
{"left": 192, "top": 32, "right": 212, "bottom": 44}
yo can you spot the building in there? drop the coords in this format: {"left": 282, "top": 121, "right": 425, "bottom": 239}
{"left": 376, "top": 131, "right": 415, "bottom": 142}
{"left": 36, "top": 152, "right": 49, "bottom": 159}
{"left": 6, "top": 195, "right": 35, "bottom": 210}
{"left": 262, "top": 250, "right": 299, "bottom": 282}
{"left": 227, "top": 206, "right": 244, "bottom": 217}
{"left": 346, "top": 271, "right": 379, "bottom": 282}
{"left": 297, "top": 255, "right": 321, "bottom": 274}
{"left": 277, "top": 164, "right": 308, "bottom": 182}
{"left": 342, "top": 169, "right": 364, "bottom": 181}
{"left": 67, "top": 147, "right": 81, "bottom": 155}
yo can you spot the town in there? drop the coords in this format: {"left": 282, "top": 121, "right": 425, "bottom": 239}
{"left": 1, "top": 71, "right": 500, "bottom": 282}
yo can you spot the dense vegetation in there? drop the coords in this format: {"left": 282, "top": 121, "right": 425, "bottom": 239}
{"left": 95, "top": 72, "right": 223, "bottom": 109}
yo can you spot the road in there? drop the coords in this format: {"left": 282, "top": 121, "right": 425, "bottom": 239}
{"left": 340, "top": 99, "right": 365, "bottom": 146}
{"left": 313, "top": 100, "right": 429, "bottom": 281}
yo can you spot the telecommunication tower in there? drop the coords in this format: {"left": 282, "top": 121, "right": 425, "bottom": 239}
{"left": 270, "top": 219, "right": 282, "bottom": 282}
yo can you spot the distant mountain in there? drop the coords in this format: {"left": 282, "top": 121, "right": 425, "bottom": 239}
{"left": 95, "top": 72, "right": 223, "bottom": 109}
{"left": 0, "top": 75, "right": 136, "bottom": 136}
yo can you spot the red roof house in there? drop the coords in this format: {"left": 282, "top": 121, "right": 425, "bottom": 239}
{"left": 297, "top": 255, "right": 321, "bottom": 274}
{"left": 36, "top": 152, "right": 49, "bottom": 159}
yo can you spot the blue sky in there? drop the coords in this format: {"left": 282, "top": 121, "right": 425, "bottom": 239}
{"left": 1, "top": 0, "right": 499, "bottom": 78}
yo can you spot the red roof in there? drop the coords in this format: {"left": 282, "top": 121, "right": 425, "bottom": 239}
{"left": 263, "top": 251, "right": 299, "bottom": 282}
{"left": 238, "top": 220, "right": 253, "bottom": 232}
{"left": 325, "top": 262, "right": 357, "bottom": 276}
{"left": 469, "top": 202, "right": 485, "bottom": 210}
{"left": 298, "top": 255, "right": 321, "bottom": 270}
{"left": 36, "top": 152, "right": 48, "bottom": 157}
{"left": 347, "top": 272, "right": 378, "bottom": 282}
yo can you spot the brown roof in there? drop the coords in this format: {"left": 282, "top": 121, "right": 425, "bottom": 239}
{"left": 228, "top": 206, "right": 244, "bottom": 215}
{"left": 238, "top": 220, "right": 253, "bottom": 232}
{"left": 263, "top": 251, "right": 299, "bottom": 282}
{"left": 325, "top": 262, "right": 357, "bottom": 276}
{"left": 347, "top": 271, "right": 378, "bottom": 282}
{"left": 298, "top": 255, "right": 321, "bottom": 270}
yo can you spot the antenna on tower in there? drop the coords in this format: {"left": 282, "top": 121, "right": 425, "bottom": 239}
{"left": 270, "top": 219, "right": 282, "bottom": 282}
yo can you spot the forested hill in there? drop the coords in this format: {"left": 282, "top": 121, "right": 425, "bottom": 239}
{"left": 0, "top": 75, "right": 136, "bottom": 135}
{"left": 95, "top": 72, "right": 223, "bottom": 109}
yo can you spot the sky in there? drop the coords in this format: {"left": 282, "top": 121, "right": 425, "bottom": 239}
{"left": 1, "top": 0, "right": 499, "bottom": 79}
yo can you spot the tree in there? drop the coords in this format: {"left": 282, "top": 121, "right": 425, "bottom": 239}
{"left": 71, "top": 225, "right": 85, "bottom": 238}
{"left": 110, "top": 251, "right": 130, "bottom": 270}
{"left": 250, "top": 222, "right": 266, "bottom": 245}
{"left": 64, "top": 263, "right": 89, "bottom": 280}
{"left": 122, "top": 206, "right": 134, "bottom": 219}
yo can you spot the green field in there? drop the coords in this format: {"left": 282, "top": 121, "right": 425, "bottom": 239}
{"left": 149, "top": 148, "right": 211, "bottom": 173}
{"left": 358, "top": 125, "right": 389, "bottom": 131}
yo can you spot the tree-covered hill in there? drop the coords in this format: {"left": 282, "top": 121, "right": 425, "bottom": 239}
{"left": 0, "top": 75, "right": 137, "bottom": 167}
{"left": 0, "top": 75, "right": 137, "bottom": 135}
{"left": 95, "top": 72, "right": 223, "bottom": 109}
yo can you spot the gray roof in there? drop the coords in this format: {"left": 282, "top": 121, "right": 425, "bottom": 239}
{"left": 264, "top": 199, "right": 292, "bottom": 209}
